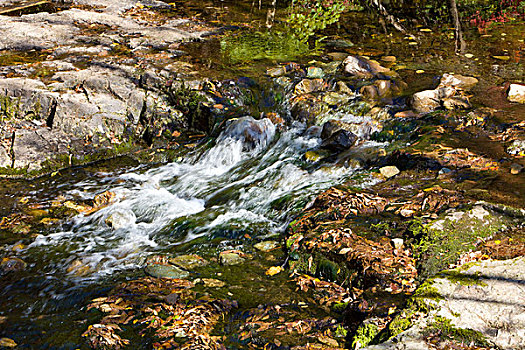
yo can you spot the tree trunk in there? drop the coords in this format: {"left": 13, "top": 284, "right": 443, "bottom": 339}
{"left": 449, "top": 0, "right": 466, "bottom": 54}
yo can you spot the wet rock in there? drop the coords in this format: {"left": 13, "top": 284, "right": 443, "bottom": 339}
{"left": 323, "top": 92, "right": 352, "bottom": 105}
{"left": 507, "top": 139, "right": 525, "bottom": 157}
{"left": 105, "top": 210, "right": 136, "bottom": 230}
{"left": 169, "top": 254, "right": 208, "bottom": 270}
{"left": 438, "top": 73, "right": 478, "bottom": 91}
{"left": 327, "top": 52, "right": 351, "bottom": 61}
{"left": 321, "top": 129, "right": 357, "bottom": 152}
{"left": 306, "top": 67, "right": 324, "bottom": 79}
{"left": 0, "top": 257, "right": 27, "bottom": 272}
{"left": 294, "top": 78, "right": 326, "bottom": 95}
{"left": 411, "top": 87, "right": 455, "bottom": 113}
{"left": 508, "top": 83, "right": 525, "bottom": 103}
{"left": 336, "top": 81, "right": 355, "bottom": 96}
{"left": 254, "top": 241, "right": 279, "bottom": 252}
{"left": 266, "top": 67, "right": 286, "bottom": 78}
{"left": 344, "top": 55, "right": 391, "bottom": 78}
{"left": 394, "top": 110, "right": 417, "bottom": 118}
{"left": 219, "top": 251, "right": 245, "bottom": 266}
{"left": 510, "top": 163, "right": 523, "bottom": 174}
{"left": 344, "top": 55, "right": 375, "bottom": 78}
{"left": 220, "top": 116, "right": 275, "bottom": 150}
{"left": 379, "top": 166, "right": 400, "bottom": 178}
{"left": 442, "top": 96, "right": 471, "bottom": 110}
{"left": 66, "top": 259, "right": 92, "bottom": 277}
{"left": 145, "top": 264, "right": 190, "bottom": 279}
{"left": 0, "top": 338, "right": 17, "bottom": 348}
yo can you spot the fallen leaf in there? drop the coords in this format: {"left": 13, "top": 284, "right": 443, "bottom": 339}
{"left": 265, "top": 266, "right": 283, "bottom": 276}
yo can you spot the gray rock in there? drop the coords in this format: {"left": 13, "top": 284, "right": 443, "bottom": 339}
{"left": 411, "top": 87, "right": 455, "bottom": 113}
{"left": 12, "top": 128, "right": 71, "bottom": 172}
{"left": 508, "top": 83, "right": 525, "bottom": 103}
{"left": 365, "top": 257, "right": 525, "bottom": 350}
{"left": 145, "top": 264, "right": 190, "bottom": 279}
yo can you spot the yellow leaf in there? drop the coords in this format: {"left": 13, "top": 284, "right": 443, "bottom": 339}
{"left": 265, "top": 266, "right": 282, "bottom": 276}
{"left": 494, "top": 240, "right": 501, "bottom": 245}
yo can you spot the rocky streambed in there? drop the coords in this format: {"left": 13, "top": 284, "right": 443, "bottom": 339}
{"left": 1, "top": 0, "right": 525, "bottom": 349}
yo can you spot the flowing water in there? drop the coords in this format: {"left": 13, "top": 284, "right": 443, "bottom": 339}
{"left": 0, "top": 101, "right": 384, "bottom": 348}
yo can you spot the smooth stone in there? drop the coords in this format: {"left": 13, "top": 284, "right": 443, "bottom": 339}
{"left": 66, "top": 259, "right": 92, "bottom": 277}
{"left": 394, "top": 110, "right": 417, "bottom": 118}
{"left": 392, "top": 238, "right": 404, "bottom": 249}
{"left": 219, "top": 252, "right": 245, "bottom": 266}
{"left": 306, "top": 66, "right": 324, "bottom": 79}
{"left": 169, "top": 254, "right": 208, "bottom": 270}
{"left": 508, "top": 83, "right": 525, "bottom": 103}
{"left": 294, "top": 78, "right": 326, "bottom": 95}
{"left": 507, "top": 139, "right": 525, "bottom": 156}
{"left": 381, "top": 55, "right": 397, "bottom": 62}
{"left": 510, "top": 163, "right": 523, "bottom": 175}
{"left": 438, "top": 73, "right": 478, "bottom": 91}
{"left": 380, "top": 165, "right": 400, "bottom": 178}
{"left": 145, "top": 264, "right": 190, "bottom": 279}
{"left": 267, "top": 67, "right": 286, "bottom": 78}
{"left": 0, "top": 338, "right": 17, "bottom": 348}
{"left": 254, "top": 241, "right": 279, "bottom": 252}
{"left": 105, "top": 210, "right": 136, "bottom": 230}
{"left": 327, "top": 52, "right": 350, "bottom": 61}
{"left": 201, "top": 278, "right": 226, "bottom": 288}
{"left": 321, "top": 129, "right": 358, "bottom": 152}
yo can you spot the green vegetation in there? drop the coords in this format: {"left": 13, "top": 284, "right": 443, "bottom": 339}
{"left": 351, "top": 322, "right": 380, "bottom": 349}
{"left": 425, "top": 316, "right": 489, "bottom": 346}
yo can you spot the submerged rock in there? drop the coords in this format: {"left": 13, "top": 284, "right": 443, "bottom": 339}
{"left": 254, "top": 241, "right": 279, "bottom": 252}
{"left": 169, "top": 254, "right": 208, "bottom": 270}
{"left": 145, "top": 264, "right": 190, "bottom": 279}
{"left": 219, "top": 251, "right": 245, "bottom": 265}
{"left": 438, "top": 73, "right": 478, "bottom": 91}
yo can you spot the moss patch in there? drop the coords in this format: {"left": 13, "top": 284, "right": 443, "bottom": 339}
{"left": 424, "top": 316, "right": 489, "bottom": 347}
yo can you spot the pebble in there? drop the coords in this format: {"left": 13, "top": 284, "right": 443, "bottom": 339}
{"left": 145, "top": 264, "right": 190, "bottom": 279}
{"left": 254, "top": 241, "right": 279, "bottom": 252}
{"left": 306, "top": 66, "right": 324, "bottom": 79}
{"left": 392, "top": 238, "right": 404, "bottom": 249}
{"left": 219, "top": 251, "right": 245, "bottom": 266}
{"left": 510, "top": 163, "right": 523, "bottom": 175}
{"left": 169, "top": 254, "right": 208, "bottom": 270}
{"left": 380, "top": 166, "right": 400, "bottom": 178}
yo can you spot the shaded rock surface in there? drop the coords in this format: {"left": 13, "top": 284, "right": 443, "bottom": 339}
{"left": 364, "top": 257, "right": 525, "bottom": 350}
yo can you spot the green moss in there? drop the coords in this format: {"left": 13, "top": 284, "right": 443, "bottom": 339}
{"left": 425, "top": 316, "right": 489, "bottom": 347}
{"left": 438, "top": 270, "right": 487, "bottom": 287}
{"left": 351, "top": 323, "right": 380, "bottom": 349}
{"left": 411, "top": 207, "right": 515, "bottom": 279}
